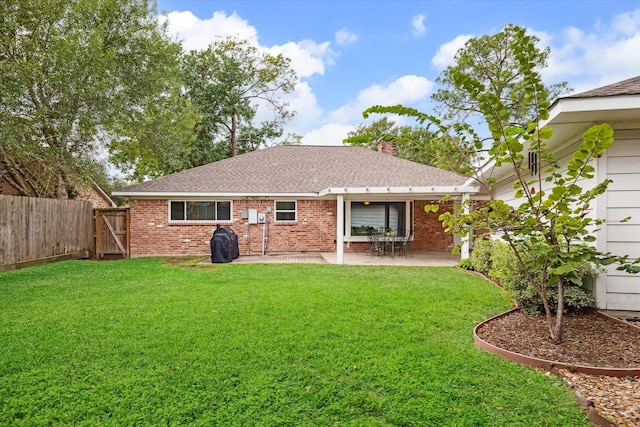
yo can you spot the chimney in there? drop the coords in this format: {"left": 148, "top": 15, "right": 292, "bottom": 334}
{"left": 377, "top": 140, "right": 397, "bottom": 156}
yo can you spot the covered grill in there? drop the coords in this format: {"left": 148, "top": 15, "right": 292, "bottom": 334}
{"left": 210, "top": 225, "right": 239, "bottom": 263}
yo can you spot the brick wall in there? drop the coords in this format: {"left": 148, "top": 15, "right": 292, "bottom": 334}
{"left": 129, "top": 198, "right": 339, "bottom": 257}
{"left": 412, "top": 200, "right": 455, "bottom": 251}
{"left": 129, "top": 198, "right": 454, "bottom": 257}
{"left": 0, "top": 179, "right": 17, "bottom": 195}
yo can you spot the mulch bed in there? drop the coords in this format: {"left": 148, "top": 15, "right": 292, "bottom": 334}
{"left": 476, "top": 310, "right": 640, "bottom": 426}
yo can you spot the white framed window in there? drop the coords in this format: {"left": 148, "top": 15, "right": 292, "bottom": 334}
{"left": 169, "top": 201, "right": 232, "bottom": 222}
{"left": 275, "top": 200, "right": 296, "bottom": 222}
{"left": 346, "top": 201, "right": 413, "bottom": 240}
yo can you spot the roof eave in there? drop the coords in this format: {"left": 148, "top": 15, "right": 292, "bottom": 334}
{"left": 111, "top": 191, "right": 321, "bottom": 198}
{"left": 319, "top": 185, "right": 481, "bottom": 196}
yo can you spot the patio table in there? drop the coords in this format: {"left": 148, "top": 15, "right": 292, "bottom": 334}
{"left": 380, "top": 234, "right": 404, "bottom": 258}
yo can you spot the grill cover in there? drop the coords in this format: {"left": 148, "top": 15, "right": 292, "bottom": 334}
{"left": 210, "top": 225, "right": 239, "bottom": 263}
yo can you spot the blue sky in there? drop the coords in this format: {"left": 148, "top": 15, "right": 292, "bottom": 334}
{"left": 157, "top": 0, "right": 640, "bottom": 146}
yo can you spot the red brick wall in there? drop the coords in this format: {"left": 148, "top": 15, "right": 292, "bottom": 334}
{"left": 0, "top": 179, "right": 17, "bottom": 195}
{"left": 413, "top": 200, "right": 455, "bottom": 251}
{"left": 129, "top": 198, "right": 454, "bottom": 257}
{"left": 129, "top": 198, "right": 339, "bottom": 257}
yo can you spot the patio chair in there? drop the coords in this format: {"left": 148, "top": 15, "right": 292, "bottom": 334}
{"left": 367, "top": 231, "right": 384, "bottom": 257}
{"left": 395, "top": 233, "right": 413, "bottom": 258}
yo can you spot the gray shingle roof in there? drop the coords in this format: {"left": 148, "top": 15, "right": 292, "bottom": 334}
{"left": 566, "top": 75, "right": 640, "bottom": 98}
{"left": 117, "top": 145, "right": 468, "bottom": 195}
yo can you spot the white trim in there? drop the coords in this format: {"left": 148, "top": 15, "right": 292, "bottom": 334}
{"left": 113, "top": 191, "right": 319, "bottom": 198}
{"left": 337, "top": 195, "right": 344, "bottom": 264}
{"left": 274, "top": 200, "right": 297, "bottom": 222}
{"left": 168, "top": 200, "right": 233, "bottom": 222}
{"left": 320, "top": 185, "right": 480, "bottom": 196}
{"left": 115, "top": 186, "right": 481, "bottom": 199}
{"left": 461, "top": 193, "right": 471, "bottom": 259}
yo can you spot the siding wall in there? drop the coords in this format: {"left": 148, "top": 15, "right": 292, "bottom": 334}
{"left": 490, "top": 124, "right": 640, "bottom": 311}
{"left": 129, "top": 198, "right": 453, "bottom": 257}
{"left": 602, "top": 128, "right": 640, "bottom": 310}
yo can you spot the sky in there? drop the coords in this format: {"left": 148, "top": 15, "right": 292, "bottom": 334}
{"left": 156, "top": 0, "right": 640, "bottom": 146}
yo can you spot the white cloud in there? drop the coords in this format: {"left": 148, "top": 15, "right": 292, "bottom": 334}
{"left": 335, "top": 28, "right": 358, "bottom": 46}
{"left": 431, "top": 34, "right": 473, "bottom": 69}
{"left": 284, "top": 81, "right": 324, "bottom": 131}
{"left": 541, "top": 8, "right": 640, "bottom": 90}
{"left": 412, "top": 14, "right": 426, "bottom": 38}
{"left": 161, "top": 10, "right": 258, "bottom": 51}
{"left": 301, "top": 123, "right": 355, "bottom": 146}
{"left": 269, "top": 40, "right": 337, "bottom": 78}
{"left": 611, "top": 8, "right": 640, "bottom": 35}
{"left": 330, "top": 75, "right": 433, "bottom": 124}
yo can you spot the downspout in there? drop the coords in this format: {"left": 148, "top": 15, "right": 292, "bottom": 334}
{"left": 336, "top": 194, "right": 344, "bottom": 264}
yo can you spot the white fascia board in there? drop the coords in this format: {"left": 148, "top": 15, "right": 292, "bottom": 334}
{"left": 319, "top": 185, "right": 480, "bottom": 196}
{"left": 111, "top": 191, "right": 320, "bottom": 198}
{"left": 551, "top": 95, "right": 640, "bottom": 117}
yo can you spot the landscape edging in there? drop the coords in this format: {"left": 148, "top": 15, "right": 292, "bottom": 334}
{"left": 473, "top": 308, "right": 640, "bottom": 377}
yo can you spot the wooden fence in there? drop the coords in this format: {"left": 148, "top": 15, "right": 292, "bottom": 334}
{"left": 0, "top": 195, "right": 94, "bottom": 272}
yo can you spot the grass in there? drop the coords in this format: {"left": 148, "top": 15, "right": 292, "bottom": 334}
{"left": 0, "top": 258, "right": 589, "bottom": 426}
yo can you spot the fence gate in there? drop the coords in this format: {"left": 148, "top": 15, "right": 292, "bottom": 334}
{"left": 95, "top": 208, "right": 130, "bottom": 259}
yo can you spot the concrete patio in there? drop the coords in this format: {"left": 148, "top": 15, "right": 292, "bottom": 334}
{"left": 232, "top": 250, "right": 459, "bottom": 266}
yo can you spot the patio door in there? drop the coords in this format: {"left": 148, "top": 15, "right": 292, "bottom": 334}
{"left": 348, "top": 201, "right": 410, "bottom": 236}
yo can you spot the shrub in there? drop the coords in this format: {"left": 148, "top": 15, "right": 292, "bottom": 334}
{"left": 470, "top": 236, "right": 493, "bottom": 275}
{"left": 457, "top": 258, "right": 474, "bottom": 270}
{"left": 488, "top": 240, "right": 596, "bottom": 315}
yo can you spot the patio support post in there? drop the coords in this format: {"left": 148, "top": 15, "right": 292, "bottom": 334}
{"left": 461, "top": 192, "right": 471, "bottom": 259}
{"left": 336, "top": 194, "right": 344, "bottom": 264}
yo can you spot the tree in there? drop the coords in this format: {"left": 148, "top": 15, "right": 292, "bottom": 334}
{"left": 364, "top": 26, "right": 639, "bottom": 344}
{"left": 432, "top": 24, "right": 570, "bottom": 130}
{"left": 0, "top": 0, "right": 194, "bottom": 196}
{"left": 343, "top": 117, "right": 473, "bottom": 175}
{"left": 180, "top": 37, "right": 297, "bottom": 165}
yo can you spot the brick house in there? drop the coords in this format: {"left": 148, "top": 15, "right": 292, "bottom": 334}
{"left": 113, "top": 143, "right": 480, "bottom": 263}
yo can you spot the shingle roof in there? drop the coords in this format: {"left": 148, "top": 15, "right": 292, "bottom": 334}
{"left": 116, "top": 145, "right": 469, "bottom": 195}
{"left": 566, "top": 75, "right": 640, "bottom": 98}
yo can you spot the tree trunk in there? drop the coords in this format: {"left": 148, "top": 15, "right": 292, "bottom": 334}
{"left": 552, "top": 279, "right": 565, "bottom": 344}
{"left": 230, "top": 115, "right": 237, "bottom": 157}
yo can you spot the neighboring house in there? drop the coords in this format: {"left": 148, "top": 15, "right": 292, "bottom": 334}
{"left": 113, "top": 142, "right": 480, "bottom": 262}
{"left": 0, "top": 178, "right": 116, "bottom": 209}
{"left": 479, "top": 75, "right": 640, "bottom": 311}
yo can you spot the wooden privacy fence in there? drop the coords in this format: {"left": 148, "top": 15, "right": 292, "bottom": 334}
{"left": 94, "top": 208, "right": 130, "bottom": 260}
{"left": 0, "top": 195, "right": 94, "bottom": 272}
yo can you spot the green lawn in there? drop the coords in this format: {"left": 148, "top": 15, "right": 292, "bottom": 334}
{"left": 0, "top": 258, "right": 589, "bottom": 426}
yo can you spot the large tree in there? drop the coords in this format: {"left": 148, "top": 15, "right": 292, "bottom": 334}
{"left": 364, "top": 26, "right": 639, "bottom": 344}
{"left": 432, "top": 24, "right": 570, "bottom": 130}
{"left": 181, "top": 37, "right": 297, "bottom": 165}
{"left": 343, "top": 117, "right": 473, "bottom": 175}
{"left": 0, "top": 0, "right": 194, "bottom": 197}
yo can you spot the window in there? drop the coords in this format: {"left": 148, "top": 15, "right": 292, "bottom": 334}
{"left": 275, "top": 200, "right": 296, "bottom": 222}
{"left": 169, "top": 201, "right": 231, "bottom": 222}
{"left": 528, "top": 151, "right": 538, "bottom": 176}
{"left": 350, "top": 201, "right": 407, "bottom": 236}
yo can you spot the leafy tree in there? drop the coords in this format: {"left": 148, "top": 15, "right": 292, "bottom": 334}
{"left": 364, "top": 26, "right": 639, "bottom": 344}
{"left": 0, "top": 0, "right": 194, "bottom": 196}
{"left": 280, "top": 133, "right": 303, "bottom": 145}
{"left": 343, "top": 117, "right": 473, "bottom": 175}
{"left": 432, "top": 24, "right": 570, "bottom": 129}
{"left": 180, "top": 37, "right": 297, "bottom": 165}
